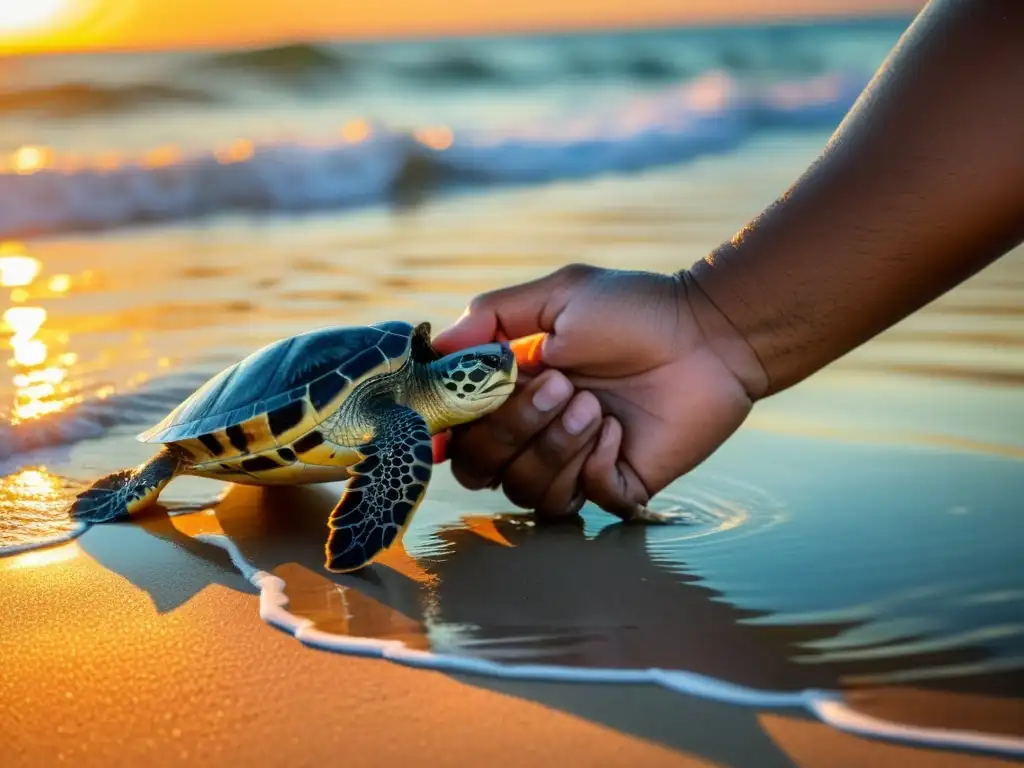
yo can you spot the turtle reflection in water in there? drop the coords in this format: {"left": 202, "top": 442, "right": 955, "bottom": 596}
{"left": 69, "top": 321, "right": 517, "bottom": 573}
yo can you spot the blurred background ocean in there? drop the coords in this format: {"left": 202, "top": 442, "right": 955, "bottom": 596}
{"left": 1, "top": 20, "right": 899, "bottom": 235}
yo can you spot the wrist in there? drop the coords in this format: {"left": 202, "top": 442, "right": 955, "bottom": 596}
{"left": 677, "top": 264, "right": 769, "bottom": 402}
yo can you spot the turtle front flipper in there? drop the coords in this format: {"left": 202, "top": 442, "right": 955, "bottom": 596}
{"left": 70, "top": 448, "right": 182, "bottom": 524}
{"left": 324, "top": 404, "right": 433, "bottom": 573}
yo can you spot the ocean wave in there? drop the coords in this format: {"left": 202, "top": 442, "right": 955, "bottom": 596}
{"left": 180, "top": 24, "right": 889, "bottom": 88}
{"left": 0, "top": 82, "right": 220, "bottom": 118}
{"left": 385, "top": 51, "right": 519, "bottom": 86}
{"left": 0, "top": 71, "right": 865, "bottom": 239}
{"left": 0, "top": 374, "right": 211, "bottom": 463}
{"left": 195, "top": 43, "right": 532, "bottom": 87}
{"left": 195, "top": 43, "right": 353, "bottom": 85}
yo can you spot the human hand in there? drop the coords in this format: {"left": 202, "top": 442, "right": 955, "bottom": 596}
{"left": 430, "top": 263, "right": 768, "bottom": 522}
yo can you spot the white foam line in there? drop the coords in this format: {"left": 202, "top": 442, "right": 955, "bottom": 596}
{"left": 0, "top": 521, "right": 88, "bottom": 557}
{"left": 195, "top": 533, "right": 1024, "bottom": 758}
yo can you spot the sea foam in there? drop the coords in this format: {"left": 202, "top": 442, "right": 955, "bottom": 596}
{"left": 0, "top": 71, "right": 864, "bottom": 239}
{"left": 196, "top": 530, "right": 1024, "bottom": 759}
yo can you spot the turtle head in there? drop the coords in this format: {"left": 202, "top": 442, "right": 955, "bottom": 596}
{"left": 432, "top": 342, "right": 517, "bottom": 425}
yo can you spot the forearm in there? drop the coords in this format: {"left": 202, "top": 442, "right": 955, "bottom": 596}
{"left": 688, "top": 0, "right": 1024, "bottom": 398}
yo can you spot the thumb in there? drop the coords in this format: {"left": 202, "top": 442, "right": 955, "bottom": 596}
{"left": 430, "top": 305, "right": 504, "bottom": 356}
{"left": 432, "top": 265, "right": 588, "bottom": 356}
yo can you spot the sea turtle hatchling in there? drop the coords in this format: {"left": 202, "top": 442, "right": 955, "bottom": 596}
{"left": 69, "top": 320, "right": 517, "bottom": 573}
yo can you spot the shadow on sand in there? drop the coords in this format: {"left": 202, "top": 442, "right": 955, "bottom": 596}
{"left": 77, "top": 481, "right": 1021, "bottom": 765}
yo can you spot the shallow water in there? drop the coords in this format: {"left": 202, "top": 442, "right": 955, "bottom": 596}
{"left": 1, "top": 19, "right": 1023, "bottom": 759}
{"left": 0, "top": 467, "right": 84, "bottom": 554}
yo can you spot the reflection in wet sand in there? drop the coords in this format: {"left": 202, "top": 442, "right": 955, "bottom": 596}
{"left": 121, "top": 479, "right": 1023, "bottom": 756}
{"left": 758, "top": 712, "right": 1020, "bottom": 768}
{"left": 117, "top": 483, "right": 1015, "bottom": 761}
{"left": 167, "top": 496, "right": 436, "bottom": 650}
{"left": 842, "top": 687, "right": 1024, "bottom": 741}
{"left": 7, "top": 539, "right": 81, "bottom": 569}
{"left": 277, "top": 563, "right": 433, "bottom": 651}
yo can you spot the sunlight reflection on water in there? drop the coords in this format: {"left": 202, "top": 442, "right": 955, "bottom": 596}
{"left": 0, "top": 465, "right": 84, "bottom": 554}
{"left": 1, "top": 242, "right": 82, "bottom": 422}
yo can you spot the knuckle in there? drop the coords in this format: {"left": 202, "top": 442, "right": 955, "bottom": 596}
{"left": 501, "top": 477, "right": 541, "bottom": 511}
{"left": 535, "top": 484, "right": 582, "bottom": 518}
{"left": 487, "top": 413, "right": 535, "bottom": 449}
{"left": 466, "top": 294, "right": 490, "bottom": 314}
{"left": 581, "top": 467, "right": 642, "bottom": 520}
{"left": 465, "top": 290, "right": 505, "bottom": 318}
{"left": 448, "top": 430, "right": 499, "bottom": 477}
{"left": 534, "top": 427, "right": 582, "bottom": 466}
{"left": 581, "top": 464, "right": 622, "bottom": 506}
{"left": 449, "top": 455, "right": 491, "bottom": 491}
{"left": 491, "top": 386, "right": 563, "bottom": 445}
{"left": 557, "top": 262, "right": 595, "bottom": 282}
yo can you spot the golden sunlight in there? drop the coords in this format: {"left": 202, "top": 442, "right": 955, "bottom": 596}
{"left": 47, "top": 274, "right": 72, "bottom": 293}
{"left": 9, "top": 540, "right": 81, "bottom": 569}
{"left": 0, "top": 244, "right": 83, "bottom": 422}
{"left": 5, "top": 306, "right": 50, "bottom": 370}
{"left": 2, "top": 302, "right": 81, "bottom": 422}
{"left": 341, "top": 119, "right": 372, "bottom": 144}
{"left": 0, "top": 0, "right": 926, "bottom": 54}
{"left": 11, "top": 145, "right": 54, "bottom": 176}
{"left": 7, "top": 467, "right": 62, "bottom": 499}
{"left": 0, "top": 0, "right": 68, "bottom": 33}
{"left": 414, "top": 126, "right": 455, "bottom": 151}
{"left": 0, "top": 255, "right": 42, "bottom": 288}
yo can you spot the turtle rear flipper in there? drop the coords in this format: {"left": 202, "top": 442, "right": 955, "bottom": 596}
{"left": 324, "top": 404, "right": 433, "bottom": 573}
{"left": 70, "top": 449, "right": 182, "bottom": 524}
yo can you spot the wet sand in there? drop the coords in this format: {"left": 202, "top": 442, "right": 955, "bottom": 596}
{"left": 2, "top": 488, "right": 1020, "bottom": 768}
{"left": 2, "top": 142, "right": 1023, "bottom": 766}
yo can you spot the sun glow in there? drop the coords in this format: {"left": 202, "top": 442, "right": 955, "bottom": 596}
{"left": 0, "top": 243, "right": 86, "bottom": 422}
{"left": 0, "top": 0, "right": 69, "bottom": 34}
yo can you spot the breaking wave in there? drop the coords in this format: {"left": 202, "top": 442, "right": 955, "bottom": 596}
{"left": 0, "top": 71, "right": 866, "bottom": 238}
{"left": 0, "top": 373, "right": 211, "bottom": 463}
{"left": 0, "top": 82, "right": 220, "bottom": 118}
{"left": 195, "top": 43, "right": 354, "bottom": 86}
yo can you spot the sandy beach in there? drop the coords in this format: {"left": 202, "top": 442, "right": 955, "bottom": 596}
{"left": 2, "top": 30, "right": 1023, "bottom": 764}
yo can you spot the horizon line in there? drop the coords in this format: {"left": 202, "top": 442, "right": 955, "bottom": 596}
{"left": 2, "top": 9, "right": 917, "bottom": 59}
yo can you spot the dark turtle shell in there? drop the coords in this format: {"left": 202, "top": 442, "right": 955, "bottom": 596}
{"left": 138, "top": 320, "right": 437, "bottom": 446}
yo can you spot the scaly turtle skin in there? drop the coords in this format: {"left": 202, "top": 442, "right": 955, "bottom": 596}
{"left": 69, "top": 320, "right": 517, "bottom": 572}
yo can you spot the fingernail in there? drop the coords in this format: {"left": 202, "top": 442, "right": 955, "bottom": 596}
{"left": 532, "top": 374, "right": 572, "bottom": 412}
{"left": 598, "top": 418, "right": 616, "bottom": 450}
{"left": 562, "top": 395, "right": 598, "bottom": 435}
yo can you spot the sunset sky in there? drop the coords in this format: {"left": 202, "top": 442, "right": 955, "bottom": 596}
{"left": 2, "top": 0, "right": 925, "bottom": 54}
